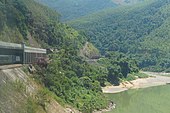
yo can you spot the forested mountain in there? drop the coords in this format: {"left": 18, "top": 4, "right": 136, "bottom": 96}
{"left": 0, "top": 0, "right": 86, "bottom": 48}
{"left": 112, "top": 0, "right": 145, "bottom": 5}
{"left": 69, "top": 0, "right": 170, "bottom": 71}
{"left": 36, "top": 0, "right": 145, "bottom": 21}
{"left": 36, "top": 0, "right": 117, "bottom": 21}
{"left": 0, "top": 0, "right": 141, "bottom": 112}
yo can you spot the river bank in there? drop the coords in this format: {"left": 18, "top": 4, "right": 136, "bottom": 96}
{"left": 102, "top": 72, "right": 170, "bottom": 93}
{"left": 93, "top": 102, "right": 116, "bottom": 113}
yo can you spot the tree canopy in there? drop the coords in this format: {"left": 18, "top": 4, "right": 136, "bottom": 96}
{"left": 69, "top": 0, "right": 170, "bottom": 71}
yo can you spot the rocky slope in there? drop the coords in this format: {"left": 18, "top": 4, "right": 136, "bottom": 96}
{"left": 0, "top": 66, "right": 80, "bottom": 113}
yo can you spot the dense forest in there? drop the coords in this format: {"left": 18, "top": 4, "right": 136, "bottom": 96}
{"left": 36, "top": 0, "right": 117, "bottom": 21}
{"left": 36, "top": 0, "right": 145, "bottom": 21}
{"left": 112, "top": 0, "right": 145, "bottom": 5}
{"left": 0, "top": 0, "right": 86, "bottom": 48}
{"left": 69, "top": 0, "right": 170, "bottom": 72}
{"left": 0, "top": 0, "right": 142, "bottom": 112}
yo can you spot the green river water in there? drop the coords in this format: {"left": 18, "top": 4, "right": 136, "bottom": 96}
{"left": 105, "top": 85, "right": 170, "bottom": 113}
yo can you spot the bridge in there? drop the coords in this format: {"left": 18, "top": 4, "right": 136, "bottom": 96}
{"left": 0, "top": 41, "right": 47, "bottom": 65}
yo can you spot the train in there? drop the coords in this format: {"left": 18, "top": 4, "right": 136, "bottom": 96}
{"left": 0, "top": 41, "right": 47, "bottom": 65}
{"left": 0, "top": 55, "right": 22, "bottom": 65}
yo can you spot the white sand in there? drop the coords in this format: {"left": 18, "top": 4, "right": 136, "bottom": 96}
{"left": 102, "top": 72, "right": 170, "bottom": 93}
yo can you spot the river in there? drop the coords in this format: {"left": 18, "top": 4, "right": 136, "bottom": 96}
{"left": 105, "top": 84, "right": 170, "bottom": 113}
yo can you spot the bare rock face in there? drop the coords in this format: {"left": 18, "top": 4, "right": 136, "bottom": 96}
{"left": 80, "top": 42, "right": 100, "bottom": 59}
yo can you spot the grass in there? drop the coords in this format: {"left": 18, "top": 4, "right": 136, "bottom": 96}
{"left": 124, "top": 72, "right": 149, "bottom": 82}
{"left": 136, "top": 72, "right": 149, "bottom": 78}
{"left": 13, "top": 80, "right": 26, "bottom": 93}
{"left": 125, "top": 74, "right": 136, "bottom": 81}
{"left": 160, "top": 74, "right": 170, "bottom": 77}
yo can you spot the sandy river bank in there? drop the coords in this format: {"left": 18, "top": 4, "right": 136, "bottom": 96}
{"left": 102, "top": 72, "right": 170, "bottom": 93}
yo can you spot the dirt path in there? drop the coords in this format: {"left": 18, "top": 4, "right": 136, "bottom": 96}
{"left": 102, "top": 72, "right": 170, "bottom": 93}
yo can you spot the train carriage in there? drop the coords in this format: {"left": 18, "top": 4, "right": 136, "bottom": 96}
{"left": 0, "top": 55, "right": 22, "bottom": 65}
{"left": 0, "top": 41, "right": 47, "bottom": 65}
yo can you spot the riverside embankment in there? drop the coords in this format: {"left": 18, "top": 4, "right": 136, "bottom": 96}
{"left": 102, "top": 72, "right": 170, "bottom": 93}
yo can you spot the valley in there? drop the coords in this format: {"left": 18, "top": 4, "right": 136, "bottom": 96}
{"left": 1, "top": 0, "right": 170, "bottom": 113}
{"left": 36, "top": 0, "right": 117, "bottom": 21}
{"left": 68, "top": 0, "right": 170, "bottom": 71}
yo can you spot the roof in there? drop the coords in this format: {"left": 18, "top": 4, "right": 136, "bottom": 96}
{"left": 0, "top": 41, "right": 22, "bottom": 50}
{"left": 25, "top": 46, "right": 46, "bottom": 54}
{"left": 0, "top": 41, "right": 46, "bottom": 54}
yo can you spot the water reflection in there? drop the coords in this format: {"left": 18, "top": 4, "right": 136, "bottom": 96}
{"left": 106, "top": 85, "right": 170, "bottom": 113}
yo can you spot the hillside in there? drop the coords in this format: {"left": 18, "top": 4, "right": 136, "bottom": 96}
{"left": 69, "top": 0, "right": 170, "bottom": 71}
{"left": 0, "top": 0, "right": 107, "bottom": 112}
{"left": 36, "top": 0, "right": 145, "bottom": 21}
{"left": 36, "top": 0, "right": 117, "bottom": 21}
{"left": 0, "top": 66, "right": 77, "bottom": 113}
{"left": 80, "top": 42, "right": 100, "bottom": 59}
{"left": 0, "top": 0, "right": 85, "bottom": 48}
{"left": 0, "top": 0, "right": 143, "bottom": 112}
{"left": 112, "top": 0, "right": 145, "bottom": 5}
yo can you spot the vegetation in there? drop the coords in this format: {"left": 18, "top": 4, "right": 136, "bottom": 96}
{"left": 80, "top": 42, "right": 100, "bottom": 59}
{"left": 0, "top": 0, "right": 144, "bottom": 112}
{"left": 69, "top": 0, "right": 170, "bottom": 71}
{"left": 125, "top": 72, "right": 149, "bottom": 81}
{"left": 36, "top": 0, "right": 117, "bottom": 21}
{"left": 34, "top": 47, "right": 140, "bottom": 112}
{"left": 112, "top": 0, "right": 145, "bottom": 5}
{"left": 36, "top": 0, "right": 145, "bottom": 21}
{"left": 98, "top": 52, "right": 139, "bottom": 85}
{"left": 0, "top": 0, "right": 85, "bottom": 48}
{"left": 0, "top": 0, "right": 108, "bottom": 112}
{"left": 37, "top": 49, "right": 108, "bottom": 112}
{"left": 0, "top": 81, "right": 39, "bottom": 113}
